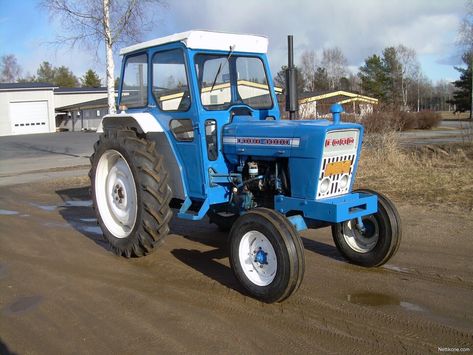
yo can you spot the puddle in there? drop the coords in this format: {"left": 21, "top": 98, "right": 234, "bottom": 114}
{"left": 0, "top": 209, "right": 19, "bottom": 215}
{"left": 400, "top": 301, "right": 425, "bottom": 312}
{"left": 30, "top": 203, "right": 57, "bottom": 212}
{"left": 3, "top": 295, "right": 43, "bottom": 316}
{"left": 347, "top": 292, "right": 425, "bottom": 313}
{"left": 62, "top": 200, "right": 92, "bottom": 207}
{"left": 30, "top": 200, "right": 93, "bottom": 211}
{"left": 77, "top": 225, "right": 103, "bottom": 235}
{"left": 79, "top": 218, "right": 97, "bottom": 223}
{"left": 383, "top": 264, "right": 411, "bottom": 273}
{"left": 347, "top": 292, "right": 399, "bottom": 306}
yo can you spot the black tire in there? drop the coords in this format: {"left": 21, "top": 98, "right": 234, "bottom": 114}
{"left": 229, "top": 208, "right": 305, "bottom": 303}
{"left": 89, "top": 128, "right": 173, "bottom": 257}
{"left": 331, "top": 189, "right": 401, "bottom": 267}
{"left": 207, "top": 209, "right": 238, "bottom": 232}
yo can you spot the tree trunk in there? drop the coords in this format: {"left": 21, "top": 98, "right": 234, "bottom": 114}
{"left": 470, "top": 55, "right": 473, "bottom": 119}
{"left": 103, "top": 0, "right": 116, "bottom": 114}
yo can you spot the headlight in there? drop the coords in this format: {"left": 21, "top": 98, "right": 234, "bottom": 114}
{"left": 319, "top": 177, "right": 331, "bottom": 194}
{"left": 339, "top": 174, "right": 349, "bottom": 189}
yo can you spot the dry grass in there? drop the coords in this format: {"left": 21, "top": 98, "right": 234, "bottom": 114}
{"left": 439, "top": 111, "right": 471, "bottom": 120}
{"left": 355, "top": 133, "right": 473, "bottom": 210}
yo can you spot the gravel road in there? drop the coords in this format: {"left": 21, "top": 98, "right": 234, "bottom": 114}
{"left": 0, "top": 177, "right": 472, "bottom": 354}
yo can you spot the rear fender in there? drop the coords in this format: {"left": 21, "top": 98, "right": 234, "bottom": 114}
{"left": 98, "top": 113, "right": 186, "bottom": 200}
{"left": 98, "top": 113, "right": 164, "bottom": 133}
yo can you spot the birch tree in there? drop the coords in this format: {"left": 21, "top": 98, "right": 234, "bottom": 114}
{"left": 321, "top": 47, "right": 348, "bottom": 90}
{"left": 396, "top": 45, "right": 420, "bottom": 110}
{"left": 300, "top": 50, "right": 318, "bottom": 91}
{"left": 42, "top": 0, "right": 163, "bottom": 113}
{"left": 0, "top": 55, "right": 22, "bottom": 83}
{"left": 458, "top": 0, "right": 473, "bottom": 118}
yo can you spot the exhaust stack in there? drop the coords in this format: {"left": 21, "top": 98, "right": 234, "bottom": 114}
{"left": 285, "top": 35, "right": 298, "bottom": 119}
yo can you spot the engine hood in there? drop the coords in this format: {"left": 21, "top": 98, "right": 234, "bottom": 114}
{"left": 222, "top": 118, "right": 363, "bottom": 163}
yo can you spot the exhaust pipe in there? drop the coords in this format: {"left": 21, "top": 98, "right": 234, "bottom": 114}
{"left": 285, "top": 35, "right": 298, "bottom": 119}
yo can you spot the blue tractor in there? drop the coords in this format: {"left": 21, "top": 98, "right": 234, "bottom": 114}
{"left": 90, "top": 31, "right": 401, "bottom": 303}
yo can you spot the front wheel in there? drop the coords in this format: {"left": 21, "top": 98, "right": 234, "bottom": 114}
{"left": 331, "top": 189, "right": 402, "bottom": 267}
{"left": 229, "top": 208, "right": 305, "bottom": 303}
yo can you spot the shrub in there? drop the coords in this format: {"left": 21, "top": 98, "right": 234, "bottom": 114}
{"left": 416, "top": 111, "right": 441, "bottom": 129}
{"left": 358, "top": 111, "right": 441, "bottom": 133}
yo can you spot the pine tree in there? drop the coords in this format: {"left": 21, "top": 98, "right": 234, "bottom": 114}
{"left": 36, "top": 62, "right": 56, "bottom": 83}
{"left": 81, "top": 69, "right": 102, "bottom": 87}
{"left": 358, "top": 55, "right": 388, "bottom": 102}
{"left": 54, "top": 66, "right": 79, "bottom": 87}
{"left": 448, "top": 52, "right": 472, "bottom": 113}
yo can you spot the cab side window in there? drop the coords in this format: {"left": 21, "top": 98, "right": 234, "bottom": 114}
{"left": 152, "top": 49, "right": 191, "bottom": 112}
{"left": 120, "top": 54, "right": 148, "bottom": 108}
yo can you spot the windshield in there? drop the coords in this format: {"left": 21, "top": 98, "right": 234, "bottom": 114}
{"left": 194, "top": 54, "right": 273, "bottom": 110}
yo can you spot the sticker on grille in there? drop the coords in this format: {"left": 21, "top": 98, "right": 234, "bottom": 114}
{"left": 316, "top": 129, "right": 359, "bottom": 199}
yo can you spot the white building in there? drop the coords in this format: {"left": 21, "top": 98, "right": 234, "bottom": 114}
{"left": 0, "top": 83, "right": 57, "bottom": 136}
{"left": 0, "top": 83, "right": 108, "bottom": 136}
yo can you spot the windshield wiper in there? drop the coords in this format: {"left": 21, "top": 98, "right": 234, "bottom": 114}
{"left": 209, "top": 45, "right": 235, "bottom": 93}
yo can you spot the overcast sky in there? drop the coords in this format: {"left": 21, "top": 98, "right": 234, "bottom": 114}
{"left": 0, "top": 0, "right": 467, "bottom": 83}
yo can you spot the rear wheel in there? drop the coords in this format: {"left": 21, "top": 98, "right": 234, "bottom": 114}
{"left": 331, "top": 189, "right": 401, "bottom": 267}
{"left": 229, "top": 208, "right": 305, "bottom": 303}
{"left": 89, "top": 128, "right": 172, "bottom": 257}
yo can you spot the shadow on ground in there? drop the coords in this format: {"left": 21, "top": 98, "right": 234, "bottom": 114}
{"left": 0, "top": 338, "right": 17, "bottom": 355}
{"left": 55, "top": 186, "right": 111, "bottom": 252}
{"left": 301, "top": 236, "right": 345, "bottom": 262}
{"left": 169, "top": 217, "right": 243, "bottom": 293}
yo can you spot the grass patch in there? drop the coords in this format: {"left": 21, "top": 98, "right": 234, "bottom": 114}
{"left": 355, "top": 133, "right": 473, "bottom": 209}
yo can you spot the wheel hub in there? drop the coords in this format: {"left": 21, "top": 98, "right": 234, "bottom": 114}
{"left": 342, "top": 216, "right": 379, "bottom": 253}
{"left": 238, "top": 231, "right": 277, "bottom": 286}
{"left": 112, "top": 182, "right": 126, "bottom": 205}
{"left": 254, "top": 247, "right": 268, "bottom": 265}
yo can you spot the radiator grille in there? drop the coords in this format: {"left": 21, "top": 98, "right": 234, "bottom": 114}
{"left": 316, "top": 129, "right": 359, "bottom": 199}
{"left": 317, "top": 154, "right": 356, "bottom": 199}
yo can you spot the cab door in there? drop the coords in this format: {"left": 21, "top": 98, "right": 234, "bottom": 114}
{"left": 150, "top": 46, "right": 206, "bottom": 199}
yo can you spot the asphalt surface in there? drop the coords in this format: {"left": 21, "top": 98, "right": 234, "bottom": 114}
{"left": 0, "top": 132, "right": 98, "bottom": 185}
{"left": 399, "top": 120, "right": 473, "bottom": 146}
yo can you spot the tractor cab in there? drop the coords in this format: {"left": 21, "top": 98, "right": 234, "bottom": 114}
{"left": 115, "top": 31, "right": 279, "bottom": 204}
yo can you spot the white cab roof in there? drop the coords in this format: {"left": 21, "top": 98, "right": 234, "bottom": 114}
{"left": 120, "top": 30, "right": 269, "bottom": 55}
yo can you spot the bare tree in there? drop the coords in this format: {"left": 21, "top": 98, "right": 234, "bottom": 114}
{"left": 300, "top": 49, "right": 318, "bottom": 91}
{"left": 321, "top": 47, "right": 348, "bottom": 90}
{"left": 458, "top": 0, "right": 473, "bottom": 118}
{"left": 42, "top": 0, "right": 164, "bottom": 113}
{"left": 0, "top": 55, "right": 22, "bottom": 83}
{"left": 396, "top": 45, "right": 420, "bottom": 110}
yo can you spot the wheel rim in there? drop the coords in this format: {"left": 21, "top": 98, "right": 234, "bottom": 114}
{"left": 238, "top": 230, "right": 277, "bottom": 286}
{"left": 95, "top": 149, "right": 138, "bottom": 239}
{"left": 342, "top": 216, "right": 379, "bottom": 253}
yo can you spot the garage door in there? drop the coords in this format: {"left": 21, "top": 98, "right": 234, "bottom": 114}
{"left": 10, "top": 101, "right": 50, "bottom": 135}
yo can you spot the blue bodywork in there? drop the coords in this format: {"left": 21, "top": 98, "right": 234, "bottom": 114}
{"left": 117, "top": 41, "right": 377, "bottom": 227}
